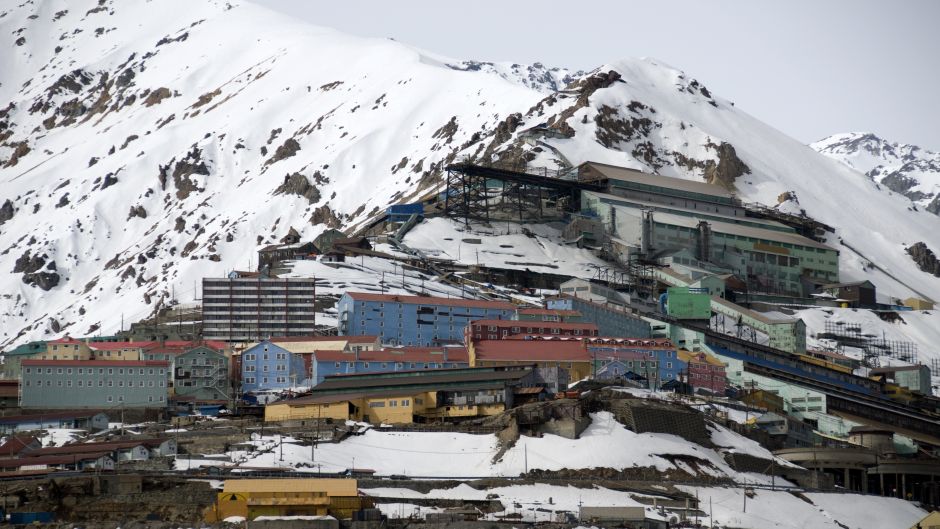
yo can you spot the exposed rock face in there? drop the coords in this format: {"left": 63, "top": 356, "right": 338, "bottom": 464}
{"left": 159, "top": 146, "right": 209, "bottom": 199}
{"left": 274, "top": 172, "right": 320, "bottom": 203}
{"left": 128, "top": 205, "right": 147, "bottom": 219}
{"left": 263, "top": 138, "right": 300, "bottom": 167}
{"left": 908, "top": 242, "right": 940, "bottom": 277}
{"left": 703, "top": 142, "right": 751, "bottom": 190}
{"left": 310, "top": 205, "right": 342, "bottom": 228}
{"left": 0, "top": 199, "right": 14, "bottom": 225}
{"left": 22, "top": 270, "right": 60, "bottom": 291}
{"left": 13, "top": 251, "right": 46, "bottom": 274}
{"left": 143, "top": 87, "right": 172, "bottom": 107}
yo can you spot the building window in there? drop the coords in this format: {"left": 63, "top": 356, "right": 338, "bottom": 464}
{"left": 364, "top": 362, "right": 370, "bottom": 369}
{"left": 390, "top": 400, "right": 398, "bottom": 407}
{"left": 369, "top": 401, "right": 385, "bottom": 408}
{"left": 107, "top": 396, "right": 113, "bottom": 403}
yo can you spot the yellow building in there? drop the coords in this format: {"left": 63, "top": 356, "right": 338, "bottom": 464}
{"left": 265, "top": 366, "right": 534, "bottom": 424}
{"left": 39, "top": 339, "right": 92, "bottom": 361}
{"left": 903, "top": 297, "right": 935, "bottom": 311}
{"left": 909, "top": 511, "right": 940, "bottom": 529}
{"left": 205, "top": 478, "right": 367, "bottom": 522}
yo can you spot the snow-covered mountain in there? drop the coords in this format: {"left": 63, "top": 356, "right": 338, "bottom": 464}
{"left": 2, "top": 0, "right": 940, "bottom": 347}
{"left": 812, "top": 132, "right": 940, "bottom": 214}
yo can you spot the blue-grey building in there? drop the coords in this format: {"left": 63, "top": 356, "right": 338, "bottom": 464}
{"left": 173, "top": 346, "right": 230, "bottom": 402}
{"left": 586, "top": 338, "right": 683, "bottom": 388}
{"left": 240, "top": 340, "right": 307, "bottom": 392}
{"left": 548, "top": 296, "right": 651, "bottom": 338}
{"left": 310, "top": 346, "right": 469, "bottom": 386}
{"left": 338, "top": 293, "right": 516, "bottom": 346}
{"left": 20, "top": 360, "right": 169, "bottom": 408}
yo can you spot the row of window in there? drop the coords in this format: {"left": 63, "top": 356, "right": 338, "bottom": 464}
{"left": 245, "top": 364, "right": 288, "bottom": 372}
{"left": 244, "top": 376, "right": 288, "bottom": 385}
{"left": 330, "top": 361, "right": 459, "bottom": 370}
{"left": 25, "top": 367, "right": 165, "bottom": 376}
{"left": 244, "top": 353, "right": 288, "bottom": 361}
{"left": 25, "top": 379, "right": 166, "bottom": 388}
{"left": 368, "top": 398, "right": 411, "bottom": 408}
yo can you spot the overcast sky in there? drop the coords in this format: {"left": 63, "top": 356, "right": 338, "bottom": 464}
{"left": 253, "top": 0, "right": 939, "bottom": 150}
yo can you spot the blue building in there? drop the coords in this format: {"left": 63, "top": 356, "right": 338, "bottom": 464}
{"left": 548, "top": 297, "right": 651, "bottom": 338}
{"left": 338, "top": 293, "right": 516, "bottom": 346}
{"left": 240, "top": 340, "right": 307, "bottom": 392}
{"left": 586, "top": 338, "right": 684, "bottom": 387}
{"left": 311, "top": 346, "right": 469, "bottom": 386}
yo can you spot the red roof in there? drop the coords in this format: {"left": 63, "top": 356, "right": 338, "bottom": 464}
{"left": 0, "top": 380, "right": 18, "bottom": 398}
{"left": 517, "top": 308, "right": 582, "bottom": 317}
{"left": 22, "top": 360, "right": 169, "bottom": 368}
{"left": 265, "top": 335, "right": 357, "bottom": 343}
{"left": 345, "top": 292, "right": 516, "bottom": 310}
{"left": 0, "top": 436, "right": 38, "bottom": 456}
{"left": 83, "top": 340, "right": 227, "bottom": 352}
{"left": 48, "top": 338, "right": 84, "bottom": 345}
{"left": 469, "top": 320, "right": 599, "bottom": 331}
{"left": 86, "top": 342, "right": 149, "bottom": 351}
{"left": 346, "top": 335, "right": 380, "bottom": 344}
{"left": 315, "top": 347, "right": 469, "bottom": 363}
{"left": 473, "top": 340, "right": 591, "bottom": 362}
{"left": 23, "top": 438, "right": 169, "bottom": 458}
{"left": 0, "top": 452, "right": 112, "bottom": 469}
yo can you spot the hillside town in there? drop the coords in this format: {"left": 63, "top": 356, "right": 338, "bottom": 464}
{"left": 0, "top": 159, "right": 936, "bottom": 528}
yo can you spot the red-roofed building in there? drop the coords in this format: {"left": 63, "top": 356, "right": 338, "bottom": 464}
{"left": 0, "top": 435, "right": 40, "bottom": 459}
{"left": 465, "top": 320, "right": 599, "bottom": 342}
{"left": 469, "top": 339, "right": 593, "bottom": 381}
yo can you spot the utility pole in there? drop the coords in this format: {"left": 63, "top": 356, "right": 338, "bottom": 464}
{"left": 524, "top": 443, "right": 528, "bottom": 475}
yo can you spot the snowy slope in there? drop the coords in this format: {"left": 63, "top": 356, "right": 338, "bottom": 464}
{"left": 0, "top": 0, "right": 541, "bottom": 346}
{"left": 813, "top": 132, "right": 940, "bottom": 214}
{"left": 3, "top": 0, "right": 940, "bottom": 349}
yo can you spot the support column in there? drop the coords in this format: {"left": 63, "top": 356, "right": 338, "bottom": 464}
{"left": 902, "top": 473, "right": 907, "bottom": 500}
{"left": 879, "top": 471, "right": 885, "bottom": 496}
{"left": 844, "top": 468, "right": 851, "bottom": 491}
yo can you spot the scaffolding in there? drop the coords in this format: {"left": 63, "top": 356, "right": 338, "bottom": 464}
{"left": 443, "top": 161, "right": 602, "bottom": 226}
{"left": 819, "top": 320, "right": 919, "bottom": 365}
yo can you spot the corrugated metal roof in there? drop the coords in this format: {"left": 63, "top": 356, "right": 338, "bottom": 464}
{"left": 580, "top": 162, "right": 733, "bottom": 199}
{"left": 222, "top": 478, "right": 359, "bottom": 496}
{"left": 474, "top": 340, "right": 591, "bottom": 362}
{"left": 650, "top": 211, "right": 835, "bottom": 251}
{"left": 344, "top": 292, "right": 516, "bottom": 310}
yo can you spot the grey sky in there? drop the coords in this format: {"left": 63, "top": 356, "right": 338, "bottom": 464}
{"left": 252, "top": 0, "right": 940, "bottom": 150}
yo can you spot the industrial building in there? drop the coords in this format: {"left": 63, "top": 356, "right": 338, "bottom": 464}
{"left": 337, "top": 292, "right": 516, "bottom": 346}
{"left": 264, "top": 366, "right": 538, "bottom": 424}
{"left": 576, "top": 162, "right": 840, "bottom": 297}
{"left": 201, "top": 272, "right": 317, "bottom": 342}
{"left": 206, "top": 478, "right": 368, "bottom": 522}
{"left": 20, "top": 360, "right": 169, "bottom": 408}
{"left": 547, "top": 291, "right": 652, "bottom": 338}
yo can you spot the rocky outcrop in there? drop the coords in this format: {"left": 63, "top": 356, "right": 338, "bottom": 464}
{"left": 128, "top": 205, "right": 147, "bottom": 219}
{"left": 703, "top": 142, "right": 750, "bottom": 190}
{"left": 310, "top": 205, "right": 342, "bottom": 228}
{"left": 143, "top": 87, "right": 172, "bottom": 107}
{"left": 0, "top": 199, "right": 14, "bottom": 225}
{"left": 159, "top": 146, "right": 209, "bottom": 199}
{"left": 13, "top": 251, "right": 46, "bottom": 274}
{"left": 274, "top": 172, "right": 320, "bottom": 203}
{"left": 263, "top": 138, "right": 300, "bottom": 167}
{"left": 22, "top": 271, "right": 60, "bottom": 291}
{"left": 907, "top": 242, "right": 940, "bottom": 277}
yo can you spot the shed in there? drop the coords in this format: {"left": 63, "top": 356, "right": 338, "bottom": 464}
{"left": 819, "top": 281, "right": 876, "bottom": 308}
{"left": 903, "top": 297, "right": 934, "bottom": 311}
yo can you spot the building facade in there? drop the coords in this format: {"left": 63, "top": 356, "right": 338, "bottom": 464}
{"left": 337, "top": 292, "right": 516, "bottom": 346}
{"left": 202, "top": 273, "right": 317, "bottom": 342}
{"left": 311, "top": 346, "right": 469, "bottom": 385}
{"left": 240, "top": 340, "right": 308, "bottom": 392}
{"left": 677, "top": 349, "right": 727, "bottom": 394}
{"left": 547, "top": 296, "right": 652, "bottom": 338}
{"left": 20, "top": 360, "right": 169, "bottom": 408}
{"left": 465, "top": 319, "right": 599, "bottom": 341}
{"left": 173, "top": 346, "right": 231, "bottom": 401}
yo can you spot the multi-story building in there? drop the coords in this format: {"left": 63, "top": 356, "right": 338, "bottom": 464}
{"left": 547, "top": 296, "right": 652, "bottom": 338}
{"left": 577, "top": 161, "right": 840, "bottom": 296}
{"left": 469, "top": 339, "right": 594, "bottom": 381}
{"left": 202, "top": 272, "right": 317, "bottom": 342}
{"left": 465, "top": 319, "right": 599, "bottom": 341}
{"left": 337, "top": 292, "right": 516, "bottom": 346}
{"left": 240, "top": 340, "right": 308, "bottom": 392}
{"left": 20, "top": 360, "right": 169, "bottom": 408}
{"left": 173, "top": 346, "right": 230, "bottom": 402}
{"left": 311, "top": 346, "right": 469, "bottom": 385}
{"left": 677, "top": 349, "right": 727, "bottom": 394}
{"left": 36, "top": 338, "right": 92, "bottom": 361}
{"left": 514, "top": 308, "right": 584, "bottom": 323}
